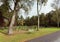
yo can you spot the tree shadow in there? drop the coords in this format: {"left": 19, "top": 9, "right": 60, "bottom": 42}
{"left": 0, "top": 29, "right": 8, "bottom": 35}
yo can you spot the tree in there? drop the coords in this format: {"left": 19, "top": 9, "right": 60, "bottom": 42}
{"left": 52, "top": 0, "right": 60, "bottom": 27}
{"left": 0, "top": 11, "right": 4, "bottom": 27}
{"left": 45, "top": 12, "right": 52, "bottom": 27}
{"left": 0, "top": 0, "right": 10, "bottom": 27}
{"left": 8, "top": 0, "right": 35, "bottom": 34}
{"left": 37, "top": 0, "right": 48, "bottom": 31}
{"left": 18, "top": 15, "right": 25, "bottom": 26}
{"left": 40, "top": 13, "right": 45, "bottom": 27}
{"left": 1, "top": 0, "right": 34, "bottom": 35}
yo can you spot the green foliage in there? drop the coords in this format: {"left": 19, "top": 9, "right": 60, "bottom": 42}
{"left": 24, "top": 10, "right": 60, "bottom": 27}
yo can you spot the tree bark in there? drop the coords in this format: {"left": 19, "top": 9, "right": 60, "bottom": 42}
{"left": 56, "top": 10, "right": 59, "bottom": 27}
{"left": 37, "top": 0, "right": 39, "bottom": 31}
{"left": 8, "top": 11, "right": 16, "bottom": 35}
{"left": 8, "top": 0, "right": 20, "bottom": 35}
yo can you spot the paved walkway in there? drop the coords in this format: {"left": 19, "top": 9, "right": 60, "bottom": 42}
{"left": 25, "top": 31, "right": 60, "bottom": 42}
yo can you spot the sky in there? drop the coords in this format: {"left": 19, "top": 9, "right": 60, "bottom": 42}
{"left": 28, "top": 0, "right": 55, "bottom": 17}
{"left": 20, "top": 0, "right": 55, "bottom": 18}
{"left": 0, "top": 2, "right": 3, "bottom": 6}
{"left": 0, "top": 0, "right": 56, "bottom": 18}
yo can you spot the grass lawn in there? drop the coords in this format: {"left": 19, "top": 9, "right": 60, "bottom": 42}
{"left": 0, "top": 27, "right": 60, "bottom": 42}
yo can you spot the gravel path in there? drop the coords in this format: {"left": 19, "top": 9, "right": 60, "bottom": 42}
{"left": 25, "top": 31, "right": 60, "bottom": 42}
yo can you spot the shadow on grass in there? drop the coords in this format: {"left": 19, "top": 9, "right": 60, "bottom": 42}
{"left": 0, "top": 29, "right": 8, "bottom": 35}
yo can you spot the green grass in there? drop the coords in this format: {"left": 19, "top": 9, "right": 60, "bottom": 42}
{"left": 0, "top": 27, "right": 60, "bottom": 42}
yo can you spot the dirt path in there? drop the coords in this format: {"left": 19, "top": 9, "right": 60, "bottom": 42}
{"left": 25, "top": 31, "right": 60, "bottom": 42}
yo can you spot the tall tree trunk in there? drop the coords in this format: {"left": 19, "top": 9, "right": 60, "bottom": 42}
{"left": 56, "top": 10, "right": 59, "bottom": 27}
{"left": 8, "top": 0, "right": 20, "bottom": 35}
{"left": 37, "top": 0, "right": 39, "bottom": 31}
{"left": 8, "top": 11, "right": 16, "bottom": 35}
